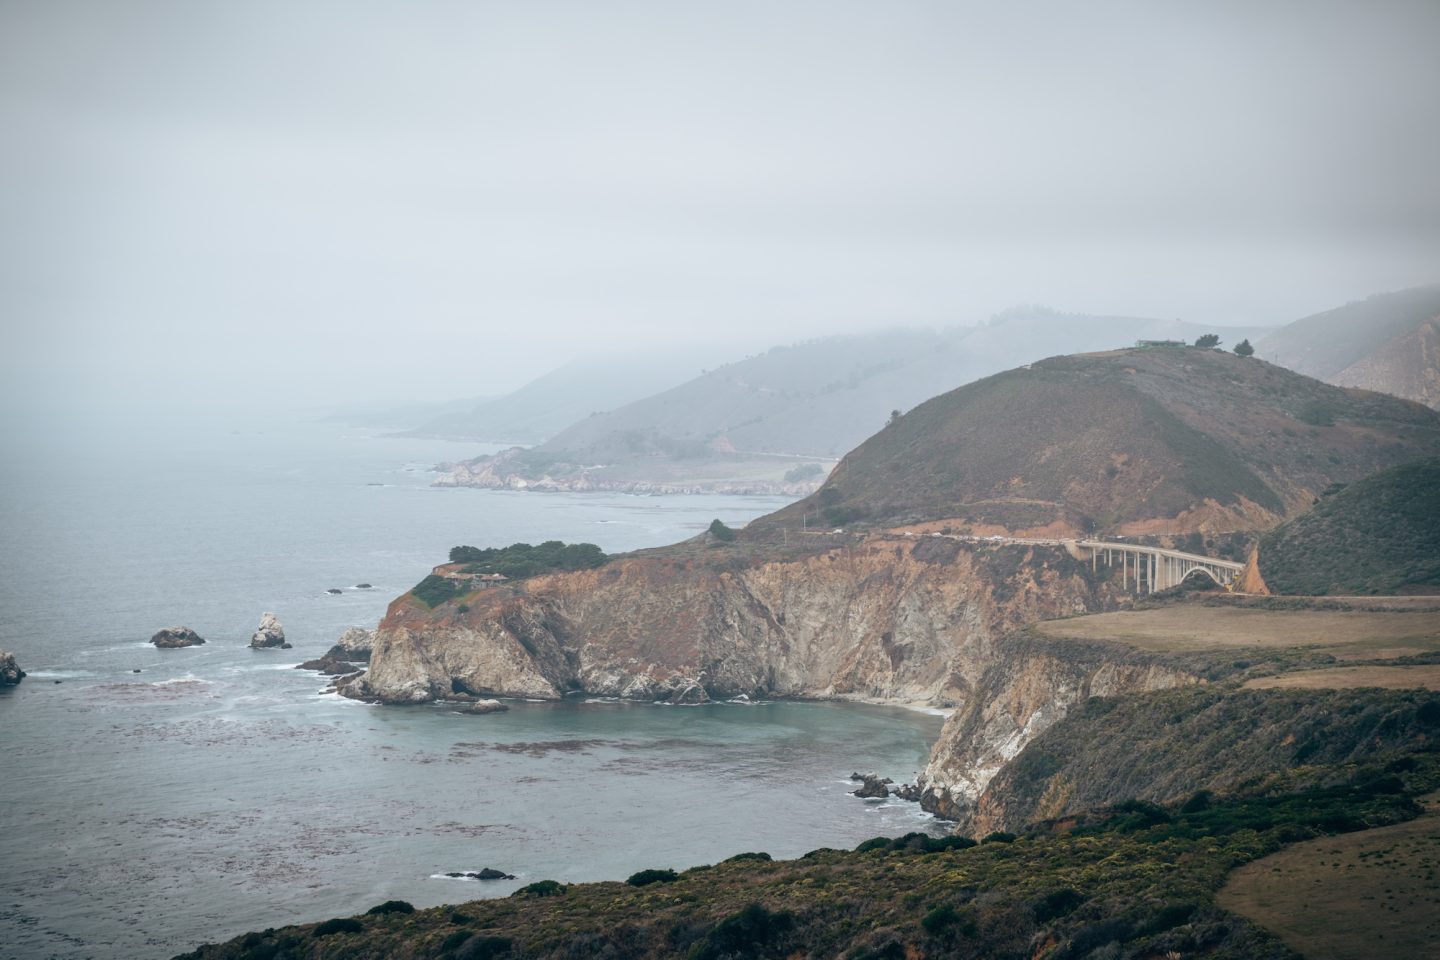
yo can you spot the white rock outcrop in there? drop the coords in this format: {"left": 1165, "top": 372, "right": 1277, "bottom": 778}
{"left": 250, "top": 612, "right": 290, "bottom": 649}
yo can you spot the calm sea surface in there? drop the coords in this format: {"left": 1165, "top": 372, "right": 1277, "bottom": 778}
{"left": 0, "top": 418, "right": 944, "bottom": 959}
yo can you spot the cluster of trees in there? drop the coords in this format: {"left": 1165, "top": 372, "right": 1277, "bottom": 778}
{"left": 449, "top": 540, "right": 608, "bottom": 578}
{"left": 1194, "top": 333, "right": 1254, "bottom": 356}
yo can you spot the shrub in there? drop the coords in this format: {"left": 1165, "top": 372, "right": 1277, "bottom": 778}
{"left": 452, "top": 935, "right": 512, "bottom": 959}
{"left": 854, "top": 836, "right": 892, "bottom": 853}
{"left": 980, "top": 831, "right": 1016, "bottom": 844}
{"left": 412, "top": 574, "right": 460, "bottom": 608}
{"left": 1033, "top": 888, "right": 1084, "bottom": 922}
{"left": 442, "top": 930, "right": 473, "bottom": 951}
{"left": 366, "top": 899, "right": 415, "bottom": 915}
{"left": 921, "top": 904, "right": 960, "bottom": 934}
{"left": 690, "top": 903, "right": 794, "bottom": 960}
{"left": 708, "top": 519, "right": 736, "bottom": 542}
{"left": 511, "top": 879, "right": 566, "bottom": 898}
{"left": 723, "top": 851, "right": 772, "bottom": 863}
{"left": 626, "top": 868, "right": 679, "bottom": 887}
{"left": 312, "top": 917, "right": 363, "bottom": 937}
{"left": 449, "top": 540, "right": 608, "bottom": 578}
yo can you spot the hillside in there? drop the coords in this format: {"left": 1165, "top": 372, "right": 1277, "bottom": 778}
{"left": 437, "top": 313, "right": 1271, "bottom": 491}
{"left": 1254, "top": 456, "right": 1440, "bottom": 595}
{"left": 402, "top": 351, "right": 716, "bottom": 444}
{"left": 1258, "top": 284, "right": 1440, "bottom": 408}
{"left": 179, "top": 689, "right": 1440, "bottom": 960}
{"left": 754, "top": 346, "right": 1440, "bottom": 537}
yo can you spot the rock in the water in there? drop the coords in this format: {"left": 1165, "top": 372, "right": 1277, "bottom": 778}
{"left": 326, "top": 588, "right": 343, "bottom": 595}
{"left": 354, "top": 583, "right": 373, "bottom": 589}
{"left": 150, "top": 626, "right": 206, "bottom": 648}
{"left": 663, "top": 680, "right": 710, "bottom": 705}
{"left": 0, "top": 651, "right": 26, "bottom": 686}
{"left": 464, "top": 699, "right": 509, "bottom": 715}
{"left": 250, "top": 612, "right": 289, "bottom": 649}
{"left": 329, "top": 626, "right": 373, "bottom": 662}
{"left": 445, "top": 868, "right": 515, "bottom": 880}
{"left": 892, "top": 783, "right": 923, "bottom": 802}
{"left": 852, "top": 774, "right": 892, "bottom": 799}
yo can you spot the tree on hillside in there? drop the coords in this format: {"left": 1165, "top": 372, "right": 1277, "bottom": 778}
{"left": 708, "top": 518, "right": 736, "bottom": 542}
{"left": 1234, "top": 339, "right": 1255, "bottom": 357}
{"left": 888, "top": 409, "right": 902, "bottom": 426}
{"left": 1194, "top": 334, "right": 1221, "bottom": 348}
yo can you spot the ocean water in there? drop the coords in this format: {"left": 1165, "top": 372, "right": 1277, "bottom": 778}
{"left": 0, "top": 418, "right": 945, "bottom": 959}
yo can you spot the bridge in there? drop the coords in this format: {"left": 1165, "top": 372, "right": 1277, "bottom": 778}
{"left": 1075, "top": 539, "right": 1245, "bottom": 593}
{"left": 879, "top": 531, "right": 1247, "bottom": 594}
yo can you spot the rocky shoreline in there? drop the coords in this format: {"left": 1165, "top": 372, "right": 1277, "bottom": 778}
{"left": 433, "top": 447, "right": 825, "bottom": 497}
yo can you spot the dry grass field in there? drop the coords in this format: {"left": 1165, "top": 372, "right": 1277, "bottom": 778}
{"left": 1031, "top": 605, "right": 1440, "bottom": 658}
{"left": 1244, "top": 665, "right": 1440, "bottom": 691}
{"left": 1218, "top": 793, "right": 1440, "bottom": 960}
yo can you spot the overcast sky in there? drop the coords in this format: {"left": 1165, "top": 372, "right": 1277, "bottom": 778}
{"left": 2, "top": 0, "right": 1438, "bottom": 415}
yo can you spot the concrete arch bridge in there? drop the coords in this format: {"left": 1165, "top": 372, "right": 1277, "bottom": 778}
{"left": 1074, "top": 539, "right": 1245, "bottom": 593}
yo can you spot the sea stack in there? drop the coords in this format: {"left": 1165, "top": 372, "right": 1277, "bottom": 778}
{"left": 0, "top": 651, "right": 25, "bottom": 686}
{"left": 150, "top": 626, "right": 206, "bottom": 648}
{"left": 325, "top": 626, "right": 374, "bottom": 662}
{"left": 250, "top": 612, "right": 290, "bottom": 649}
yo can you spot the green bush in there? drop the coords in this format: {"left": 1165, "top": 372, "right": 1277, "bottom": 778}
{"left": 920, "top": 904, "right": 960, "bottom": 934}
{"left": 365, "top": 900, "right": 415, "bottom": 915}
{"left": 980, "top": 831, "right": 1016, "bottom": 844}
{"left": 690, "top": 903, "right": 794, "bottom": 960}
{"left": 441, "top": 930, "right": 473, "bottom": 951}
{"left": 312, "top": 917, "right": 363, "bottom": 937}
{"left": 449, "top": 540, "right": 607, "bottom": 578}
{"left": 511, "top": 879, "right": 566, "bottom": 898}
{"left": 708, "top": 519, "right": 736, "bottom": 542}
{"left": 626, "top": 868, "right": 679, "bottom": 887}
{"left": 412, "top": 574, "right": 460, "bottom": 608}
{"left": 723, "top": 851, "right": 771, "bottom": 863}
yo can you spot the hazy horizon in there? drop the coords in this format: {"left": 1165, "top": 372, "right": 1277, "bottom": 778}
{"left": 4, "top": 0, "right": 1438, "bottom": 420}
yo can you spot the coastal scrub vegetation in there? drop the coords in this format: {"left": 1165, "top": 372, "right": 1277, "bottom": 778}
{"left": 449, "top": 541, "right": 608, "bottom": 579}
{"left": 1258, "top": 456, "right": 1440, "bottom": 595}
{"left": 179, "top": 748, "right": 1440, "bottom": 960}
{"left": 411, "top": 574, "right": 460, "bottom": 608}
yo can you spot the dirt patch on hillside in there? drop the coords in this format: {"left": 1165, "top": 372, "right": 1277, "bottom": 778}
{"left": 1031, "top": 605, "right": 1440, "bottom": 657}
{"left": 1217, "top": 792, "right": 1440, "bottom": 960}
{"left": 1243, "top": 665, "right": 1440, "bottom": 691}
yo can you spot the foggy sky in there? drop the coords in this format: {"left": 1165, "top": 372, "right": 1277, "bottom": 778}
{"left": 2, "top": 0, "right": 1438, "bottom": 416}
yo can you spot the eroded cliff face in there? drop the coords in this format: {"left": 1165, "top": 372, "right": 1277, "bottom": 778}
{"left": 343, "top": 538, "right": 1123, "bottom": 711}
{"left": 916, "top": 635, "right": 1200, "bottom": 826}
{"left": 342, "top": 536, "right": 1210, "bottom": 821}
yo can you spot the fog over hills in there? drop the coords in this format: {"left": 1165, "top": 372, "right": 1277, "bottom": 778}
{"left": 1257, "top": 284, "right": 1440, "bottom": 409}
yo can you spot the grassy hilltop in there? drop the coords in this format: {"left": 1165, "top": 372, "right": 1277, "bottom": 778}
{"left": 754, "top": 346, "right": 1440, "bottom": 537}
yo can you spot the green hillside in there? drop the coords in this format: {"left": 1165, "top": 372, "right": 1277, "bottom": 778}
{"left": 1257, "top": 457, "right": 1440, "bottom": 595}
{"left": 754, "top": 347, "right": 1440, "bottom": 535}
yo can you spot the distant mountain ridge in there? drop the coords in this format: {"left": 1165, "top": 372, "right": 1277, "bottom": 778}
{"left": 538, "top": 311, "right": 1272, "bottom": 461}
{"left": 1258, "top": 284, "right": 1440, "bottom": 409}
{"left": 402, "top": 349, "right": 719, "bottom": 444}
{"left": 435, "top": 311, "right": 1272, "bottom": 493}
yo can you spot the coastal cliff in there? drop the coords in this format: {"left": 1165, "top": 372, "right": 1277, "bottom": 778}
{"left": 916, "top": 635, "right": 1200, "bottom": 822}
{"left": 343, "top": 537, "right": 1130, "bottom": 709}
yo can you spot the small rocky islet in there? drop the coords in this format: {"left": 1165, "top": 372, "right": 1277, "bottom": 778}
{"left": 249, "top": 612, "right": 290, "bottom": 650}
{"left": 0, "top": 650, "right": 25, "bottom": 686}
{"left": 150, "top": 626, "right": 206, "bottom": 648}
